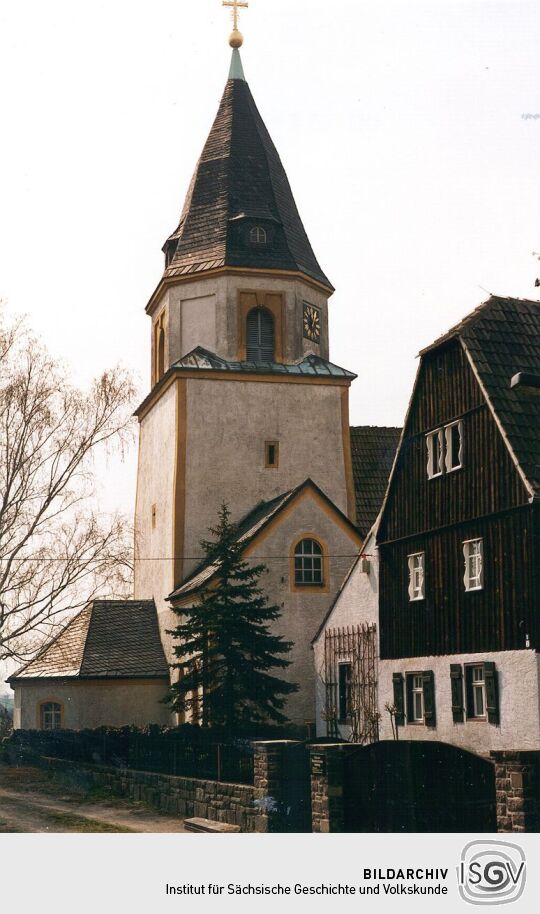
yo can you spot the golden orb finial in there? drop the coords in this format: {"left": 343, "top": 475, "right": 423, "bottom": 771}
{"left": 223, "top": 1, "right": 249, "bottom": 45}
{"left": 229, "top": 29, "right": 244, "bottom": 48}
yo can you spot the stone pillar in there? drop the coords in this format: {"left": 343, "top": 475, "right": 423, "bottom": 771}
{"left": 491, "top": 751, "right": 540, "bottom": 833}
{"left": 253, "top": 740, "right": 304, "bottom": 833}
{"left": 310, "top": 743, "right": 356, "bottom": 833}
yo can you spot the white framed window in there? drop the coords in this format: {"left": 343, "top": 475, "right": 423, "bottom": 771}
{"left": 408, "top": 552, "right": 425, "bottom": 601}
{"left": 445, "top": 420, "right": 463, "bottom": 472}
{"left": 426, "top": 429, "right": 444, "bottom": 478}
{"left": 40, "top": 701, "right": 62, "bottom": 731}
{"left": 294, "top": 538, "right": 324, "bottom": 586}
{"left": 410, "top": 674, "right": 425, "bottom": 722}
{"left": 468, "top": 665, "right": 486, "bottom": 718}
{"left": 463, "top": 538, "right": 483, "bottom": 591}
{"left": 426, "top": 420, "right": 464, "bottom": 478}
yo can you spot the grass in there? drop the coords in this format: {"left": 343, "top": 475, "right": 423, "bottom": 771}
{"left": 41, "top": 811, "right": 133, "bottom": 833}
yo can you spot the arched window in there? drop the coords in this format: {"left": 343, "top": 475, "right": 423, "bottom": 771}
{"left": 249, "top": 226, "right": 267, "bottom": 245}
{"left": 294, "top": 538, "right": 324, "bottom": 587}
{"left": 157, "top": 325, "right": 165, "bottom": 381}
{"left": 246, "top": 307, "right": 275, "bottom": 363}
{"left": 40, "top": 701, "right": 62, "bottom": 731}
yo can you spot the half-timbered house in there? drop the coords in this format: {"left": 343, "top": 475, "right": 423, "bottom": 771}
{"left": 377, "top": 295, "right": 540, "bottom": 753}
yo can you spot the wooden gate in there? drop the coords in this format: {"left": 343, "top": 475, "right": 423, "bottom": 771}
{"left": 343, "top": 740, "right": 496, "bottom": 832}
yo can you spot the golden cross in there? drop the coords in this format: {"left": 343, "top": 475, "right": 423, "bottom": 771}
{"left": 223, "top": 0, "right": 249, "bottom": 33}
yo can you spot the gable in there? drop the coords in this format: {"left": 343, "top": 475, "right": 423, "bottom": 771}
{"left": 378, "top": 341, "right": 530, "bottom": 544}
{"left": 312, "top": 528, "right": 379, "bottom": 644}
{"left": 170, "top": 480, "right": 361, "bottom": 604}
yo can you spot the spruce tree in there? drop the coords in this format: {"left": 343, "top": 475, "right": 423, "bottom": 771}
{"left": 167, "top": 504, "right": 298, "bottom": 730}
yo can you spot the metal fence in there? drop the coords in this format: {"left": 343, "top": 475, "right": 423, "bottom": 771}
{"left": 9, "top": 727, "right": 255, "bottom": 785}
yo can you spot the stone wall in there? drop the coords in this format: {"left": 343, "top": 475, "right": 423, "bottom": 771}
{"left": 24, "top": 752, "right": 269, "bottom": 832}
{"left": 310, "top": 744, "right": 355, "bottom": 833}
{"left": 6, "top": 740, "right": 309, "bottom": 834}
{"left": 491, "top": 751, "right": 540, "bottom": 833}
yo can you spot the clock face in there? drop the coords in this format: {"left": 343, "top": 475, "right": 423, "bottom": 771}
{"left": 303, "top": 304, "right": 321, "bottom": 343}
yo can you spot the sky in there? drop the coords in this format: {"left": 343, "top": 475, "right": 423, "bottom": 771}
{"left": 0, "top": 0, "right": 539, "bottom": 683}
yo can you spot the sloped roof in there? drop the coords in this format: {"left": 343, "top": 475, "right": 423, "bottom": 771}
{"left": 421, "top": 296, "right": 540, "bottom": 497}
{"left": 174, "top": 347, "right": 356, "bottom": 379}
{"left": 169, "top": 478, "right": 361, "bottom": 602}
{"left": 9, "top": 601, "right": 168, "bottom": 682}
{"left": 160, "top": 52, "right": 332, "bottom": 291}
{"left": 134, "top": 349, "right": 356, "bottom": 419}
{"left": 350, "top": 426, "right": 401, "bottom": 538}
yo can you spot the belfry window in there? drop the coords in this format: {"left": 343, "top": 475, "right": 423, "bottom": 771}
{"left": 250, "top": 226, "right": 267, "bottom": 245}
{"left": 246, "top": 307, "right": 274, "bottom": 363}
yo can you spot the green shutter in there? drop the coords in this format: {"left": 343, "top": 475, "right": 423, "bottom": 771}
{"left": 392, "top": 673, "right": 405, "bottom": 726}
{"left": 450, "top": 664, "right": 464, "bottom": 723}
{"left": 422, "top": 671, "right": 436, "bottom": 727}
{"left": 484, "top": 662, "right": 499, "bottom": 725}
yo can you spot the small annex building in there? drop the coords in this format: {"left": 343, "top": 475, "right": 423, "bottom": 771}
{"left": 8, "top": 601, "right": 170, "bottom": 731}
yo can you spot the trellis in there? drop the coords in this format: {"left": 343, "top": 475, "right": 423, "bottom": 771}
{"left": 323, "top": 624, "right": 378, "bottom": 744}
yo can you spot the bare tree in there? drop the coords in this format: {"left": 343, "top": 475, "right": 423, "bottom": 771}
{"left": 0, "top": 308, "right": 136, "bottom": 663}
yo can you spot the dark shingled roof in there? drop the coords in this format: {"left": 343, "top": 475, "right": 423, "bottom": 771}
{"left": 162, "top": 55, "right": 332, "bottom": 290}
{"left": 420, "top": 296, "right": 540, "bottom": 497}
{"left": 350, "top": 426, "right": 401, "bottom": 538}
{"left": 9, "top": 601, "right": 168, "bottom": 682}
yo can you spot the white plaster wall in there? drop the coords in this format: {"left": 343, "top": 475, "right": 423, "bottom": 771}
{"left": 133, "top": 382, "right": 176, "bottom": 639}
{"left": 378, "top": 651, "right": 540, "bottom": 752}
{"left": 243, "top": 492, "right": 361, "bottom": 726}
{"left": 313, "top": 530, "right": 378, "bottom": 739}
{"left": 161, "top": 272, "right": 331, "bottom": 366}
{"left": 182, "top": 377, "right": 350, "bottom": 577}
{"left": 13, "top": 679, "right": 171, "bottom": 731}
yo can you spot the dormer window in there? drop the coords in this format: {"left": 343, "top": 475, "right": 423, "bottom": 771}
{"left": 250, "top": 226, "right": 267, "bottom": 245}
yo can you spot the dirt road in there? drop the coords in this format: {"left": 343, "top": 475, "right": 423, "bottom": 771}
{"left": 0, "top": 765, "right": 187, "bottom": 833}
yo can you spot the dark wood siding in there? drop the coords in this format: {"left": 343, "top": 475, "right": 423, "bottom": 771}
{"left": 378, "top": 342, "right": 529, "bottom": 544}
{"left": 379, "top": 507, "right": 537, "bottom": 658}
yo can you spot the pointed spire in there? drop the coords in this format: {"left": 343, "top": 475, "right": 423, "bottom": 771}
{"left": 160, "top": 19, "right": 333, "bottom": 292}
{"left": 228, "top": 48, "right": 245, "bottom": 81}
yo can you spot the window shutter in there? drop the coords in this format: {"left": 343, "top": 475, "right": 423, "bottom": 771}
{"left": 405, "top": 674, "right": 414, "bottom": 722}
{"left": 422, "top": 670, "right": 436, "bottom": 727}
{"left": 464, "top": 665, "right": 474, "bottom": 718}
{"left": 450, "top": 664, "right": 464, "bottom": 722}
{"left": 484, "top": 662, "right": 499, "bottom": 725}
{"left": 392, "top": 673, "right": 405, "bottom": 726}
{"left": 246, "top": 308, "right": 274, "bottom": 363}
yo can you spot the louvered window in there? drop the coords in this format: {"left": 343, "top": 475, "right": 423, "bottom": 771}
{"left": 246, "top": 307, "right": 274, "bottom": 363}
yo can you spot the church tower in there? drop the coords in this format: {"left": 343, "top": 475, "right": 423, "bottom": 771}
{"left": 134, "top": 21, "right": 357, "bottom": 659}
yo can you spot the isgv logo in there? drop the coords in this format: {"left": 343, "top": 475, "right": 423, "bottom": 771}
{"left": 458, "top": 841, "right": 526, "bottom": 905}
